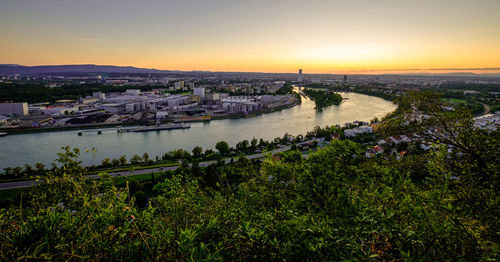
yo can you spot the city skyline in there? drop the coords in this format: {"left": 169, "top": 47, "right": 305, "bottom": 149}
{"left": 1, "top": 0, "right": 500, "bottom": 73}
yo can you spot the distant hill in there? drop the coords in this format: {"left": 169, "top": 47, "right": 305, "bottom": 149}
{"left": 1, "top": 64, "right": 499, "bottom": 78}
{"left": 0, "top": 64, "right": 169, "bottom": 75}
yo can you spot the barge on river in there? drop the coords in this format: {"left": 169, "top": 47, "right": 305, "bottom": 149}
{"left": 117, "top": 123, "right": 190, "bottom": 133}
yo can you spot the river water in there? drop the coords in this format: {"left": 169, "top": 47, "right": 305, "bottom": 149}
{"left": 0, "top": 92, "right": 396, "bottom": 169}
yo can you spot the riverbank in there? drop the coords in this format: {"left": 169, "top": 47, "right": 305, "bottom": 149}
{"left": 0, "top": 102, "right": 299, "bottom": 135}
{"left": 0, "top": 93, "right": 397, "bottom": 170}
{"left": 0, "top": 122, "right": 138, "bottom": 135}
{"left": 303, "top": 84, "right": 396, "bottom": 102}
{"left": 0, "top": 144, "right": 294, "bottom": 190}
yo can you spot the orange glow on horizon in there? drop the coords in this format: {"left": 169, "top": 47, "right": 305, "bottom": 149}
{"left": 1, "top": 1, "right": 499, "bottom": 74}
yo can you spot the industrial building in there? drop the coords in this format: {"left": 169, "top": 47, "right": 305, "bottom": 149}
{"left": 0, "top": 102, "right": 29, "bottom": 116}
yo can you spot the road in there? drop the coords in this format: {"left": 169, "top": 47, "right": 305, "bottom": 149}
{"left": 0, "top": 145, "right": 292, "bottom": 190}
{"left": 481, "top": 103, "right": 491, "bottom": 114}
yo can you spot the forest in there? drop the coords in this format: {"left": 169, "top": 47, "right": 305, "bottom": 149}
{"left": 302, "top": 88, "right": 343, "bottom": 111}
{"left": 0, "top": 83, "right": 160, "bottom": 103}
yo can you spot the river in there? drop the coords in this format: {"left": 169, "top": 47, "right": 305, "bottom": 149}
{"left": 0, "top": 92, "right": 396, "bottom": 169}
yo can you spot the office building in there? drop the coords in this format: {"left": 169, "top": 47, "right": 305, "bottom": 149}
{"left": 193, "top": 87, "right": 205, "bottom": 99}
{"left": 174, "top": 81, "right": 184, "bottom": 91}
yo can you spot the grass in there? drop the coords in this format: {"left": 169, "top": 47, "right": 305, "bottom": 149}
{"left": 113, "top": 171, "right": 171, "bottom": 186}
{"left": 90, "top": 161, "right": 179, "bottom": 174}
{"left": 0, "top": 187, "right": 32, "bottom": 207}
{"left": 440, "top": 98, "right": 467, "bottom": 104}
{"left": 0, "top": 172, "right": 172, "bottom": 207}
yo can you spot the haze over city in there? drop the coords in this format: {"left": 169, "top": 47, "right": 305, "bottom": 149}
{"left": 1, "top": 0, "right": 499, "bottom": 73}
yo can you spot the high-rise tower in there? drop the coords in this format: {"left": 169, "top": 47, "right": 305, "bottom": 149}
{"left": 298, "top": 69, "right": 303, "bottom": 82}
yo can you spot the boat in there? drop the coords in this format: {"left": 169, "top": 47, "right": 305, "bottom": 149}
{"left": 133, "top": 123, "right": 190, "bottom": 132}
{"left": 0, "top": 132, "right": 7, "bottom": 137}
{"left": 117, "top": 123, "right": 191, "bottom": 133}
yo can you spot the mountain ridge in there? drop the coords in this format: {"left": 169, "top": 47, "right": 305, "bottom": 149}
{"left": 0, "top": 64, "right": 170, "bottom": 75}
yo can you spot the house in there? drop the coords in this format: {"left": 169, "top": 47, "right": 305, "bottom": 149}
{"left": 390, "top": 135, "right": 402, "bottom": 144}
{"left": 344, "top": 129, "right": 357, "bottom": 137}
{"left": 344, "top": 122, "right": 357, "bottom": 128}
{"left": 344, "top": 126, "right": 373, "bottom": 137}
{"left": 373, "top": 145, "right": 384, "bottom": 154}
{"left": 390, "top": 135, "right": 410, "bottom": 144}
{"left": 365, "top": 148, "right": 376, "bottom": 158}
{"left": 420, "top": 142, "right": 432, "bottom": 151}
{"left": 400, "top": 135, "right": 411, "bottom": 143}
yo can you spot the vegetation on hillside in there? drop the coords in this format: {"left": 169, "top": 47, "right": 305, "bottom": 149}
{"left": 0, "top": 91, "right": 498, "bottom": 260}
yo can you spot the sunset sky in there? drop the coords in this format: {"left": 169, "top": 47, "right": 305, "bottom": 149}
{"left": 1, "top": 0, "right": 499, "bottom": 73}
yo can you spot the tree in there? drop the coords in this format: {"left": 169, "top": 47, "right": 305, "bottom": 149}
{"left": 12, "top": 167, "right": 23, "bottom": 177}
{"left": 294, "top": 134, "right": 304, "bottom": 143}
{"left": 134, "top": 191, "right": 147, "bottom": 208}
{"left": 258, "top": 138, "right": 268, "bottom": 149}
{"left": 250, "top": 137, "right": 258, "bottom": 151}
{"left": 142, "top": 153, "right": 150, "bottom": 164}
{"left": 203, "top": 163, "right": 220, "bottom": 189}
{"left": 0, "top": 135, "right": 498, "bottom": 260}
{"left": 119, "top": 155, "right": 127, "bottom": 165}
{"left": 162, "top": 152, "right": 172, "bottom": 161}
{"left": 173, "top": 149, "right": 186, "bottom": 160}
{"left": 130, "top": 154, "right": 142, "bottom": 165}
{"left": 192, "top": 146, "right": 203, "bottom": 159}
{"left": 35, "top": 162, "right": 45, "bottom": 175}
{"left": 191, "top": 160, "right": 202, "bottom": 178}
{"left": 111, "top": 158, "right": 120, "bottom": 167}
{"left": 282, "top": 133, "right": 291, "bottom": 144}
{"left": 24, "top": 164, "right": 34, "bottom": 176}
{"left": 3, "top": 167, "right": 12, "bottom": 177}
{"left": 215, "top": 141, "right": 230, "bottom": 156}
{"left": 236, "top": 140, "right": 249, "bottom": 153}
{"left": 101, "top": 158, "right": 111, "bottom": 167}
{"left": 396, "top": 142, "right": 408, "bottom": 152}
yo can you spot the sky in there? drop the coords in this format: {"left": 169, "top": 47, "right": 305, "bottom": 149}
{"left": 0, "top": 0, "right": 499, "bottom": 73}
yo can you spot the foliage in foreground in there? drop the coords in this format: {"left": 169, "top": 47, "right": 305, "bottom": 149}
{"left": 0, "top": 137, "right": 498, "bottom": 261}
{"left": 0, "top": 90, "right": 499, "bottom": 260}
